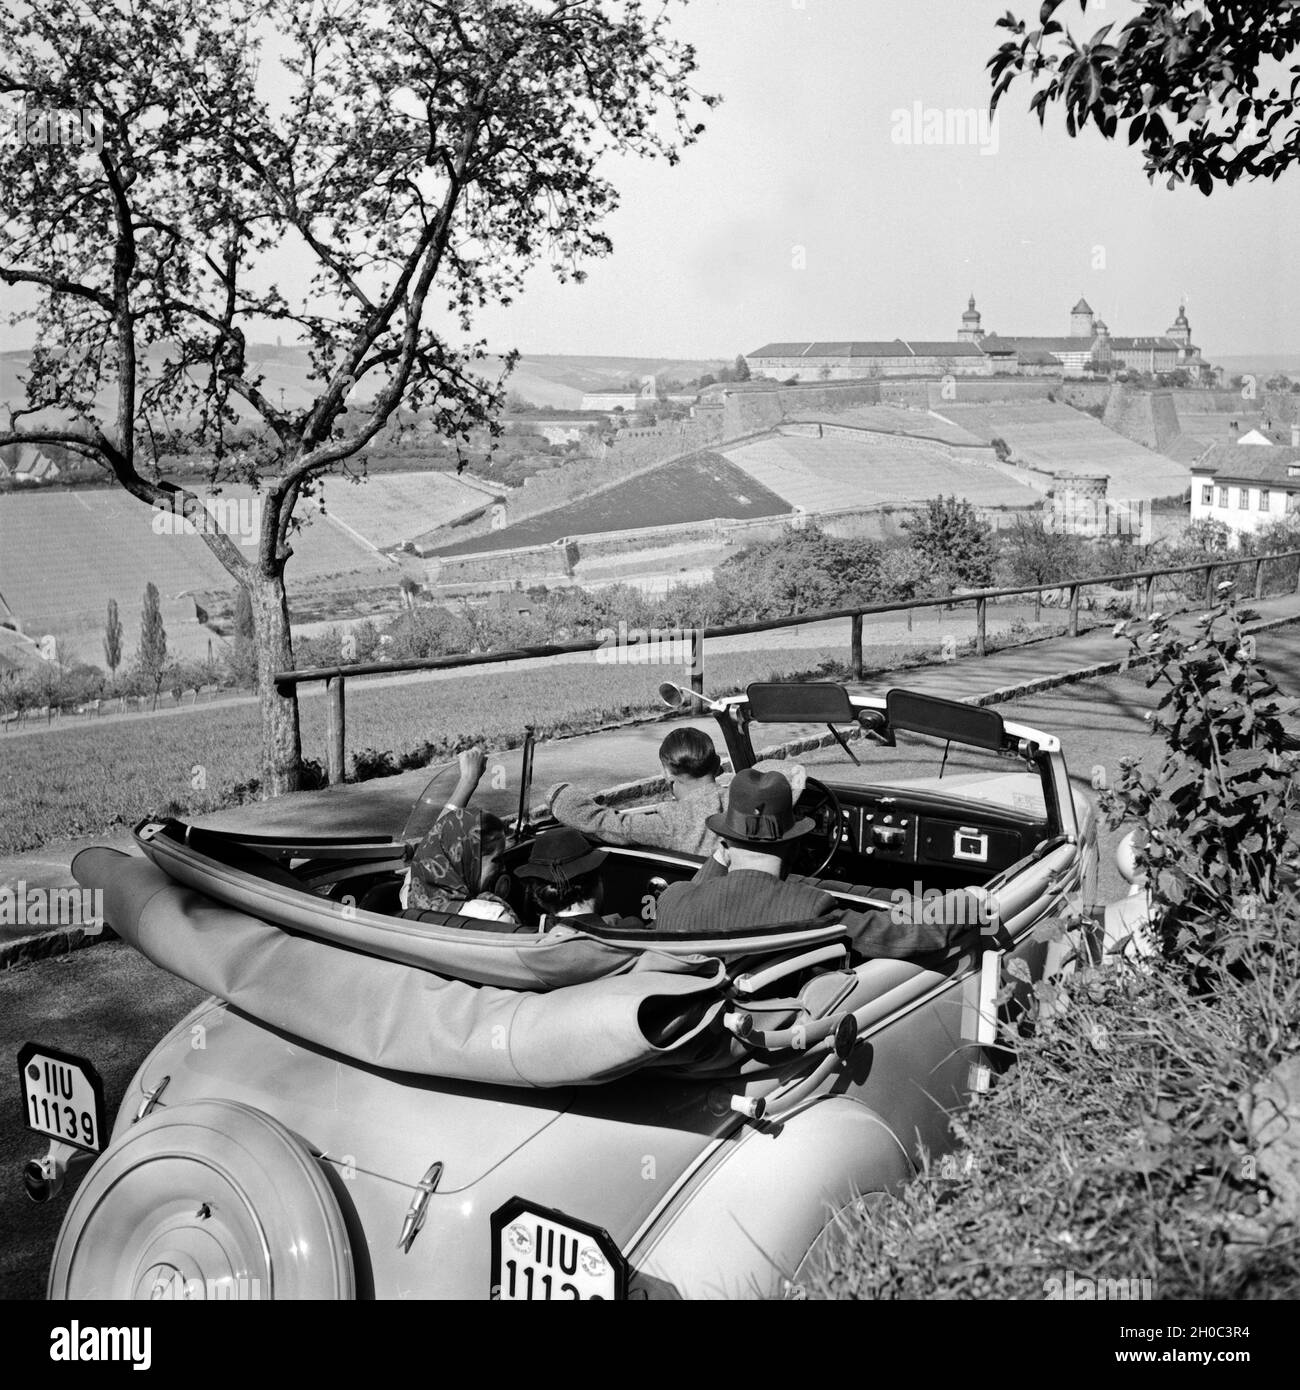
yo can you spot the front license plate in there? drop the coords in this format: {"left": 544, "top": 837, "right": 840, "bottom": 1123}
{"left": 491, "top": 1197, "right": 627, "bottom": 1301}
{"left": 18, "top": 1043, "right": 106, "bottom": 1153}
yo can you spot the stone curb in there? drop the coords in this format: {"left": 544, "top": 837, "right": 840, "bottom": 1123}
{"left": 4, "top": 611, "right": 1296, "bottom": 971}
{"left": 1, "top": 924, "right": 119, "bottom": 972}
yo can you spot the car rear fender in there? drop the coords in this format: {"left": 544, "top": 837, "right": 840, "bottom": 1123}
{"left": 625, "top": 1096, "right": 914, "bottom": 1300}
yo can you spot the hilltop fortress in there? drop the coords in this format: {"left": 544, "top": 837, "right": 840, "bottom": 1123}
{"left": 747, "top": 296, "right": 1207, "bottom": 383}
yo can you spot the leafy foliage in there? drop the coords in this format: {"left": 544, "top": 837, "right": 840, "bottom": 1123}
{"left": 989, "top": 2, "right": 1300, "bottom": 194}
{"left": 1001, "top": 511, "right": 1095, "bottom": 597}
{"left": 102, "top": 599, "right": 123, "bottom": 676}
{"left": 1101, "top": 586, "right": 1300, "bottom": 966}
{"left": 813, "top": 913, "right": 1300, "bottom": 1300}
{"left": 136, "top": 582, "right": 168, "bottom": 708}
{"left": 900, "top": 495, "right": 996, "bottom": 590}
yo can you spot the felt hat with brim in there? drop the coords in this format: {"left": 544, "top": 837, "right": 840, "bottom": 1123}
{"left": 705, "top": 768, "right": 814, "bottom": 848}
{"left": 516, "top": 827, "right": 607, "bottom": 883}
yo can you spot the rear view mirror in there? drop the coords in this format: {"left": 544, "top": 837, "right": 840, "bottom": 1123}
{"left": 746, "top": 682, "right": 856, "bottom": 724}
{"left": 856, "top": 708, "right": 895, "bottom": 747}
{"left": 885, "top": 689, "right": 1005, "bottom": 751}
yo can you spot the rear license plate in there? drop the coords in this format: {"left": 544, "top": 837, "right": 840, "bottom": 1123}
{"left": 491, "top": 1197, "right": 626, "bottom": 1300}
{"left": 18, "top": 1043, "right": 106, "bottom": 1153}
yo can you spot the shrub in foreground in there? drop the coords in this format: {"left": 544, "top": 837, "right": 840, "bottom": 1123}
{"left": 810, "top": 909, "right": 1300, "bottom": 1301}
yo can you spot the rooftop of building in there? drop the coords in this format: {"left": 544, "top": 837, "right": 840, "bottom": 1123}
{"left": 748, "top": 339, "right": 986, "bottom": 359}
{"left": 1191, "top": 443, "right": 1300, "bottom": 484}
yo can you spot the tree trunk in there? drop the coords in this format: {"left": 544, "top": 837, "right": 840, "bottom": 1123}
{"left": 249, "top": 570, "right": 303, "bottom": 795}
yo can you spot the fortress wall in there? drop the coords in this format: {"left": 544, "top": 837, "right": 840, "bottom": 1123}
{"left": 775, "top": 381, "right": 884, "bottom": 413}
{"left": 878, "top": 380, "right": 931, "bottom": 409}
{"left": 1059, "top": 381, "right": 1112, "bottom": 410}
{"left": 1149, "top": 392, "right": 1182, "bottom": 451}
{"left": 1103, "top": 385, "right": 1181, "bottom": 451}
{"left": 929, "top": 378, "right": 1063, "bottom": 406}
{"left": 722, "top": 389, "right": 785, "bottom": 439}
{"left": 1170, "top": 389, "right": 1252, "bottom": 413}
{"left": 425, "top": 542, "right": 571, "bottom": 587}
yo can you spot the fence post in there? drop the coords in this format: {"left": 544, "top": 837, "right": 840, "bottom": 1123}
{"left": 1254, "top": 558, "right": 1265, "bottom": 600}
{"left": 690, "top": 629, "right": 705, "bottom": 698}
{"left": 1203, "top": 565, "right": 1214, "bottom": 607}
{"left": 850, "top": 612, "right": 864, "bottom": 681}
{"left": 975, "top": 597, "right": 987, "bottom": 657}
{"left": 326, "top": 676, "right": 346, "bottom": 785}
{"left": 1143, "top": 573, "right": 1155, "bottom": 617}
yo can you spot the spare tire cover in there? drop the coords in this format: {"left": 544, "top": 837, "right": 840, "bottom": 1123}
{"left": 49, "top": 1099, "right": 354, "bottom": 1300}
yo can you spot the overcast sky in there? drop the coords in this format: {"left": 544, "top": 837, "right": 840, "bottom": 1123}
{"left": 3, "top": 0, "right": 1296, "bottom": 362}
{"left": 475, "top": 0, "right": 1299, "bottom": 361}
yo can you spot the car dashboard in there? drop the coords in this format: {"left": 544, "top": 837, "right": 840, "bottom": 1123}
{"left": 811, "top": 785, "right": 1053, "bottom": 891}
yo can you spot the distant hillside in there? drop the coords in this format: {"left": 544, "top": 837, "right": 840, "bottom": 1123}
{"left": 0, "top": 346, "right": 725, "bottom": 422}
{"left": 1215, "top": 356, "right": 1300, "bottom": 380}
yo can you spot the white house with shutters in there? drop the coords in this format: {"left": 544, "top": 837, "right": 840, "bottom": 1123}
{"left": 1189, "top": 444, "right": 1300, "bottom": 541}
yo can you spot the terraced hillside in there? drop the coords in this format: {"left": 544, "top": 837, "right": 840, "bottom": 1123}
{"left": 431, "top": 451, "right": 789, "bottom": 556}
{"left": 791, "top": 404, "right": 986, "bottom": 446}
{"left": 0, "top": 488, "right": 392, "bottom": 659}
{"left": 933, "top": 403, "right": 1191, "bottom": 499}
{"left": 721, "top": 434, "right": 1042, "bottom": 512}
{"left": 316, "top": 471, "right": 491, "bottom": 549}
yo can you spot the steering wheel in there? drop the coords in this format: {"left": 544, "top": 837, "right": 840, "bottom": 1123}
{"left": 790, "top": 776, "right": 844, "bottom": 879}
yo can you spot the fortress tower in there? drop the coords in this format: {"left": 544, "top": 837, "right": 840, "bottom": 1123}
{"left": 1166, "top": 303, "right": 1191, "bottom": 347}
{"left": 958, "top": 293, "right": 984, "bottom": 344}
{"left": 1070, "top": 297, "right": 1095, "bottom": 337}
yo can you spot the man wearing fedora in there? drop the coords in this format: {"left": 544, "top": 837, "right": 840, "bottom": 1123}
{"left": 654, "top": 768, "right": 975, "bottom": 958}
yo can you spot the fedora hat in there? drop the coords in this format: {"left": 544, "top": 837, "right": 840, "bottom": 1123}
{"left": 705, "top": 768, "right": 813, "bottom": 848}
{"left": 516, "top": 827, "right": 607, "bottom": 883}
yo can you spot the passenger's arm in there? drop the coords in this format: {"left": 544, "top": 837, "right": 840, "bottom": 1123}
{"left": 548, "top": 783, "right": 679, "bottom": 849}
{"left": 445, "top": 747, "right": 488, "bottom": 812}
{"left": 833, "top": 888, "right": 983, "bottom": 960}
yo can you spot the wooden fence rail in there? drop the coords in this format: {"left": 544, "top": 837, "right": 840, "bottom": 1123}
{"left": 273, "top": 547, "right": 1300, "bottom": 784}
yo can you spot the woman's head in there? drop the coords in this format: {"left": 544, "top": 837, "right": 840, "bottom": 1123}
{"left": 659, "top": 727, "right": 722, "bottom": 784}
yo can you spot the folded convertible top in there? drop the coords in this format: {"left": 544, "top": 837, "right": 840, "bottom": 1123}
{"left": 73, "top": 848, "right": 730, "bottom": 1087}
{"left": 122, "top": 817, "right": 853, "bottom": 988}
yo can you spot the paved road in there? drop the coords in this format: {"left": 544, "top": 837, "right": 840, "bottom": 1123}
{"left": 5, "top": 593, "right": 1298, "bottom": 952}
{"left": 1, "top": 612, "right": 1296, "bottom": 1300}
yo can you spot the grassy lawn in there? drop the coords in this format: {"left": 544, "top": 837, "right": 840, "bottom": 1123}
{"left": 0, "top": 617, "right": 1059, "bottom": 856}
{"left": 0, "top": 642, "right": 855, "bottom": 855}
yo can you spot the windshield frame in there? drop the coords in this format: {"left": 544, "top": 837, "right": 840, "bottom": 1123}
{"left": 708, "top": 688, "right": 1073, "bottom": 841}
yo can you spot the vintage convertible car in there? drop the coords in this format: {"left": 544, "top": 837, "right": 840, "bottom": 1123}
{"left": 22, "top": 682, "right": 1105, "bottom": 1300}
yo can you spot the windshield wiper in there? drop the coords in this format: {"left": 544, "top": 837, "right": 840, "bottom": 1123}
{"left": 826, "top": 723, "right": 860, "bottom": 766}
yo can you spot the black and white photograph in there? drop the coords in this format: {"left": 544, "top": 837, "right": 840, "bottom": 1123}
{"left": 0, "top": 0, "right": 1297, "bottom": 1333}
